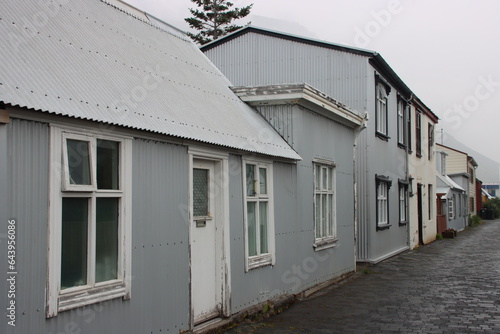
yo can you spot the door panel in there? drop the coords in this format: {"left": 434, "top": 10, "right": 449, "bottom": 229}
{"left": 192, "top": 159, "right": 222, "bottom": 324}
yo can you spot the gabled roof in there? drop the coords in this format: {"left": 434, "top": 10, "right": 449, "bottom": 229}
{"left": 436, "top": 144, "right": 477, "bottom": 167}
{"left": 437, "top": 173, "right": 465, "bottom": 198}
{"left": 201, "top": 24, "right": 439, "bottom": 122}
{"left": 0, "top": 1, "right": 301, "bottom": 160}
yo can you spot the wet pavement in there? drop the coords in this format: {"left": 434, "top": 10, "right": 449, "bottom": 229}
{"left": 221, "top": 220, "right": 500, "bottom": 333}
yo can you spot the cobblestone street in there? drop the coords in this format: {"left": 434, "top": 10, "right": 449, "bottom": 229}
{"left": 221, "top": 220, "right": 500, "bottom": 333}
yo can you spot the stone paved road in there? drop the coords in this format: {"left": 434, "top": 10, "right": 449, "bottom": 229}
{"left": 221, "top": 220, "right": 500, "bottom": 333}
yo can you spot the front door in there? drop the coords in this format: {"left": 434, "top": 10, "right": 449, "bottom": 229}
{"left": 417, "top": 184, "right": 424, "bottom": 245}
{"left": 191, "top": 159, "right": 223, "bottom": 325}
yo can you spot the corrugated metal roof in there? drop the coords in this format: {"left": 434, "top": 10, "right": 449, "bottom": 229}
{"left": 0, "top": 0, "right": 301, "bottom": 160}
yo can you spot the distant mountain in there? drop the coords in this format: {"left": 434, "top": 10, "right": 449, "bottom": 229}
{"left": 439, "top": 134, "right": 499, "bottom": 183}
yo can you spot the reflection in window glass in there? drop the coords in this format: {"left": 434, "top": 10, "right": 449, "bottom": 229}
{"left": 67, "top": 139, "right": 91, "bottom": 185}
{"left": 97, "top": 140, "right": 119, "bottom": 190}
{"left": 259, "top": 168, "right": 267, "bottom": 195}
{"left": 246, "top": 164, "right": 255, "bottom": 196}
{"left": 247, "top": 202, "right": 256, "bottom": 256}
{"left": 61, "top": 198, "right": 88, "bottom": 289}
{"left": 259, "top": 202, "right": 268, "bottom": 253}
{"left": 96, "top": 198, "right": 119, "bottom": 283}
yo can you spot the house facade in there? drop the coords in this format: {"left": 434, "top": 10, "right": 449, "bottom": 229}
{"left": 436, "top": 151, "right": 467, "bottom": 232}
{"left": 202, "top": 26, "right": 438, "bottom": 263}
{"left": 0, "top": 1, "right": 363, "bottom": 333}
{"left": 436, "top": 143, "right": 478, "bottom": 220}
{"left": 407, "top": 97, "right": 439, "bottom": 247}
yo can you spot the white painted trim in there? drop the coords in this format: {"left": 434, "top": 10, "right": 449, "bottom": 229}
{"left": 242, "top": 158, "right": 275, "bottom": 271}
{"left": 189, "top": 145, "right": 229, "bottom": 161}
{"left": 46, "top": 126, "right": 62, "bottom": 318}
{"left": 189, "top": 148, "right": 230, "bottom": 328}
{"left": 232, "top": 84, "right": 364, "bottom": 128}
{"left": 46, "top": 125, "right": 132, "bottom": 317}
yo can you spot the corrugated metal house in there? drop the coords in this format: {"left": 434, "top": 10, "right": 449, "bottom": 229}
{"left": 202, "top": 26, "right": 438, "bottom": 263}
{"left": 436, "top": 152, "right": 467, "bottom": 231}
{"left": 437, "top": 143, "right": 478, "bottom": 218}
{"left": 0, "top": 1, "right": 363, "bottom": 333}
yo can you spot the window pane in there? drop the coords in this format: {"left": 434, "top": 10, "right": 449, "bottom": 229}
{"left": 259, "top": 202, "right": 268, "bottom": 254}
{"left": 327, "top": 167, "right": 333, "bottom": 190}
{"left": 259, "top": 168, "right": 267, "bottom": 195}
{"left": 322, "top": 194, "right": 327, "bottom": 237}
{"left": 247, "top": 202, "right": 257, "bottom": 256}
{"left": 328, "top": 194, "right": 334, "bottom": 236}
{"left": 96, "top": 198, "right": 119, "bottom": 283}
{"left": 61, "top": 198, "right": 88, "bottom": 289}
{"left": 315, "top": 165, "right": 321, "bottom": 190}
{"left": 322, "top": 167, "right": 327, "bottom": 190}
{"left": 97, "top": 140, "right": 119, "bottom": 190}
{"left": 67, "top": 139, "right": 91, "bottom": 185}
{"left": 315, "top": 194, "right": 321, "bottom": 238}
{"left": 246, "top": 164, "right": 255, "bottom": 196}
{"left": 193, "top": 168, "right": 209, "bottom": 217}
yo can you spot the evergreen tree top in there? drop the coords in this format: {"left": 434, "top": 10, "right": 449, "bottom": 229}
{"left": 185, "top": 0, "right": 253, "bottom": 45}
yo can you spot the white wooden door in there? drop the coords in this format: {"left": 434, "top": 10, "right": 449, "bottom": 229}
{"left": 192, "top": 159, "right": 222, "bottom": 325}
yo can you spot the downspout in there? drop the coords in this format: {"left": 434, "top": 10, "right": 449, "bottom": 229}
{"left": 405, "top": 94, "right": 413, "bottom": 247}
{"left": 353, "top": 112, "right": 368, "bottom": 266}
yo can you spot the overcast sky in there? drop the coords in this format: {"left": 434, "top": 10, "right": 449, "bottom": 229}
{"left": 126, "top": 0, "right": 500, "bottom": 164}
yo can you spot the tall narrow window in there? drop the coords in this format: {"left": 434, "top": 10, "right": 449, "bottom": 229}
{"left": 397, "top": 98, "right": 406, "bottom": 146}
{"left": 376, "top": 175, "right": 392, "bottom": 230}
{"left": 428, "top": 123, "right": 434, "bottom": 161}
{"left": 313, "top": 161, "right": 336, "bottom": 249}
{"left": 48, "top": 128, "right": 131, "bottom": 318}
{"left": 428, "top": 184, "right": 433, "bottom": 220}
{"left": 243, "top": 160, "right": 274, "bottom": 270}
{"left": 398, "top": 181, "right": 408, "bottom": 225}
{"left": 416, "top": 110, "right": 422, "bottom": 157}
{"left": 376, "top": 83, "right": 388, "bottom": 138}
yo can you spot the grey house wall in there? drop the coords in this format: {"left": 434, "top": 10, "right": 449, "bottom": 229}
{"left": 2, "top": 116, "right": 191, "bottom": 333}
{"left": 204, "top": 33, "right": 408, "bottom": 263}
{"left": 446, "top": 189, "right": 467, "bottom": 231}
{"left": 227, "top": 102, "right": 357, "bottom": 314}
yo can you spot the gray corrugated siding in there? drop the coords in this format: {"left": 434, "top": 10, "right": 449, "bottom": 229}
{"left": 204, "top": 32, "right": 369, "bottom": 113}
{"left": 2, "top": 119, "right": 49, "bottom": 334}
{"left": 205, "top": 35, "right": 409, "bottom": 263}
{"left": 228, "top": 103, "right": 356, "bottom": 314}
{"left": 130, "top": 138, "right": 190, "bottom": 332}
{"left": 0, "top": 0, "right": 300, "bottom": 160}
{"left": 2, "top": 117, "right": 192, "bottom": 333}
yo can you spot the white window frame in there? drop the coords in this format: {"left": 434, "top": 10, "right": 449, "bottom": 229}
{"left": 47, "top": 126, "right": 132, "bottom": 318}
{"left": 313, "top": 159, "right": 337, "bottom": 250}
{"left": 448, "top": 196, "right": 455, "bottom": 220}
{"left": 397, "top": 99, "right": 405, "bottom": 146}
{"left": 376, "top": 83, "right": 388, "bottom": 137}
{"left": 242, "top": 159, "right": 275, "bottom": 271}
{"left": 376, "top": 175, "right": 392, "bottom": 230}
{"left": 398, "top": 182, "right": 408, "bottom": 225}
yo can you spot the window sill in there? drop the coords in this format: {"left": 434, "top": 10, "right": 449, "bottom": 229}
{"left": 313, "top": 237, "right": 339, "bottom": 251}
{"left": 376, "top": 224, "right": 391, "bottom": 231}
{"left": 399, "top": 221, "right": 408, "bottom": 226}
{"left": 397, "top": 143, "right": 406, "bottom": 150}
{"left": 57, "top": 281, "right": 128, "bottom": 314}
{"left": 247, "top": 254, "right": 273, "bottom": 271}
{"left": 376, "top": 132, "right": 390, "bottom": 141}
